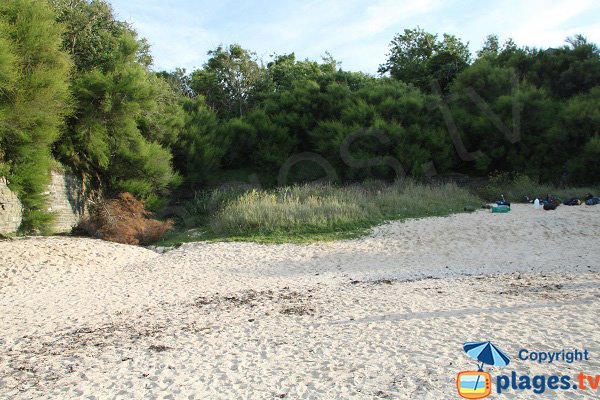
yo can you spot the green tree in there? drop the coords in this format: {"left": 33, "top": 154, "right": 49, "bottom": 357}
{"left": 379, "top": 27, "right": 470, "bottom": 93}
{"left": 310, "top": 79, "right": 452, "bottom": 180}
{"left": 0, "top": 0, "right": 72, "bottom": 232}
{"left": 449, "top": 59, "right": 528, "bottom": 174}
{"left": 550, "top": 87, "right": 600, "bottom": 183}
{"left": 378, "top": 27, "right": 438, "bottom": 88}
{"left": 138, "top": 73, "right": 186, "bottom": 147}
{"left": 477, "top": 35, "right": 500, "bottom": 59}
{"left": 49, "top": 0, "right": 150, "bottom": 70}
{"left": 51, "top": 0, "right": 181, "bottom": 208}
{"left": 172, "top": 97, "right": 222, "bottom": 187}
{"left": 490, "top": 35, "right": 599, "bottom": 99}
{"left": 265, "top": 52, "right": 338, "bottom": 91}
{"left": 569, "top": 135, "right": 600, "bottom": 185}
{"left": 191, "top": 44, "right": 263, "bottom": 118}
{"left": 156, "top": 68, "right": 195, "bottom": 98}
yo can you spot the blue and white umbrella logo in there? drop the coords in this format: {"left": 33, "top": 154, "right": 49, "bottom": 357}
{"left": 464, "top": 341, "right": 511, "bottom": 370}
{"left": 461, "top": 341, "right": 511, "bottom": 397}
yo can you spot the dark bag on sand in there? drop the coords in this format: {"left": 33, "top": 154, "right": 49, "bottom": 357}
{"left": 586, "top": 197, "right": 600, "bottom": 206}
{"left": 543, "top": 195, "right": 560, "bottom": 210}
{"left": 563, "top": 197, "right": 580, "bottom": 206}
{"left": 543, "top": 201, "right": 558, "bottom": 210}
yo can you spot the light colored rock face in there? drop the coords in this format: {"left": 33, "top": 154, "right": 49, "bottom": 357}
{"left": 0, "top": 171, "right": 87, "bottom": 234}
{"left": 0, "top": 178, "right": 22, "bottom": 235}
{"left": 46, "top": 171, "right": 86, "bottom": 233}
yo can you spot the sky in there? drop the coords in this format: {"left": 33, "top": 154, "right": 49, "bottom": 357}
{"left": 109, "top": 0, "right": 600, "bottom": 74}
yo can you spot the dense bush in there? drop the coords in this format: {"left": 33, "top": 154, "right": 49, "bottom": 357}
{"left": 447, "top": 43, "right": 599, "bottom": 183}
{"left": 178, "top": 32, "right": 598, "bottom": 191}
{"left": 171, "top": 97, "right": 222, "bottom": 187}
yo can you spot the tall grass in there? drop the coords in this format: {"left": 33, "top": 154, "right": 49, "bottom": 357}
{"left": 154, "top": 175, "right": 599, "bottom": 245}
{"left": 207, "top": 181, "right": 481, "bottom": 240}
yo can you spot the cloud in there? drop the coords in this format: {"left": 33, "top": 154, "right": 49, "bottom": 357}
{"left": 511, "top": 0, "right": 599, "bottom": 46}
{"left": 109, "top": 0, "right": 600, "bottom": 73}
{"left": 111, "top": 0, "right": 224, "bottom": 70}
{"left": 468, "top": 0, "right": 600, "bottom": 50}
{"left": 358, "top": 0, "right": 443, "bottom": 38}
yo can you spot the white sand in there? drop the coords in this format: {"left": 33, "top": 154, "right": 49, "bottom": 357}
{"left": 1, "top": 204, "right": 599, "bottom": 399}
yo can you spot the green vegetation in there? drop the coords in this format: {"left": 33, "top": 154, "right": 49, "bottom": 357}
{"left": 51, "top": 0, "right": 181, "bottom": 210}
{"left": 157, "top": 181, "right": 481, "bottom": 244}
{"left": 378, "top": 27, "right": 471, "bottom": 93}
{"left": 0, "top": 0, "right": 71, "bottom": 232}
{"left": 0, "top": 0, "right": 598, "bottom": 240}
{"left": 173, "top": 29, "right": 599, "bottom": 191}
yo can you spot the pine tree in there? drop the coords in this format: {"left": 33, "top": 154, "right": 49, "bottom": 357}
{"left": 0, "top": 0, "right": 72, "bottom": 232}
{"left": 51, "top": 0, "right": 181, "bottom": 209}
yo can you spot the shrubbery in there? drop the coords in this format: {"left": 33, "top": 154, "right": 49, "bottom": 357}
{"left": 196, "top": 181, "right": 481, "bottom": 240}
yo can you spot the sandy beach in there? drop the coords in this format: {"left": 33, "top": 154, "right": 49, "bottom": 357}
{"left": 1, "top": 204, "right": 599, "bottom": 399}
